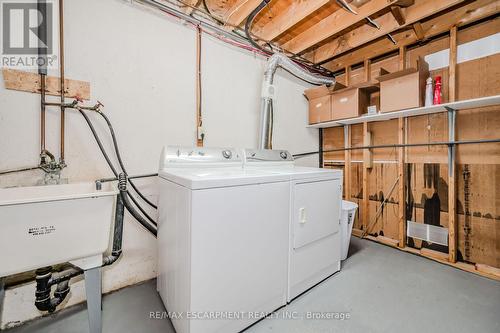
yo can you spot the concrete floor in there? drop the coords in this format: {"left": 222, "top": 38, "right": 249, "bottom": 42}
{"left": 6, "top": 238, "right": 500, "bottom": 333}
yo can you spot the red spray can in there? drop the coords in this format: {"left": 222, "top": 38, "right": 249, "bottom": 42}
{"left": 433, "top": 76, "right": 442, "bottom": 105}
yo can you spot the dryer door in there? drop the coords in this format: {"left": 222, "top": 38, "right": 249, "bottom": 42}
{"left": 293, "top": 179, "right": 342, "bottom": 249}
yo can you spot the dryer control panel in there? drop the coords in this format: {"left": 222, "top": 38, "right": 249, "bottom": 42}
{"left": 244, "top": 149, "right": 294, "bottom": 164}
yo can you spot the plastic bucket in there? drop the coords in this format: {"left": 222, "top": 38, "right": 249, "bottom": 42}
{"left": 340, "top": 200, "right": 358, "bottom": 260}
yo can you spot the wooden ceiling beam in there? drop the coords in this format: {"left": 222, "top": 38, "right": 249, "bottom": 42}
{"left": 282, "top": 0, "right": 399, "bottom": 55}
{"left": 322, "top": 0, "right": 500, "bottom": 72}
{"left": 305, "top": 0, "right": 464, "bottom": 64}
{"left": 181, "top": 0, "right": 200, "bottom": 15}
{"left": 253, "top": 0, "right": 330, "bottom": 42}
{"left": 222, "top": 0, "right": 262, "bottom": 28}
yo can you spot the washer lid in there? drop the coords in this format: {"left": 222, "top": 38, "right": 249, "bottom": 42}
{"left": 159, "top": 167, "right": 290, "bottom": 190}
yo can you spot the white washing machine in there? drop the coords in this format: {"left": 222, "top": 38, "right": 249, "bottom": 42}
{"left": 243, "top": 149, "right": 343, "bottom": 302}
{"left": 157, "top": 146, "right": 290, "bottom": 333}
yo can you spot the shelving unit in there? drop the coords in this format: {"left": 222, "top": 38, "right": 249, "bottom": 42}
{"left": 308, "top": 95, "right": 500, "bottom": 129}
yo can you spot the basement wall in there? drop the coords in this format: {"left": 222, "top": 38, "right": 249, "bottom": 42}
{"left": 0, "top": 0, "right": 318, "bottom": 328}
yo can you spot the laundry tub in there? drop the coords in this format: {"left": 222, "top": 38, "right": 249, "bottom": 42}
{"left": 0, "top": 182, "right": 118, "bottom": 277}
{"left": 340, "top": 200, "right": 358, "bottom": 260}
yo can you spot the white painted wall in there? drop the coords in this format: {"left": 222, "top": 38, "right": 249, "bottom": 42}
{"left": 0, "top": 0, "right": 318, "bottom": 328}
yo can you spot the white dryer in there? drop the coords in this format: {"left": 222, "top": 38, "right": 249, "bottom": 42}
{"left": 157, "top": 146, "right": 290, "bottom": 333}
{"left": 243, "top": 149, "right": 343, "bottom": 302}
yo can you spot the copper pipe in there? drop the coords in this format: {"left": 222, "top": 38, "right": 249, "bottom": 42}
{"left": 40, "top": 74, "right": 46, "bottom": 154}
{"left": 59, "top": 0, "right": 65, "bottom": 162}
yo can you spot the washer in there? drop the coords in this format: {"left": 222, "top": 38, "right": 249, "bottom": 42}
{"left": 157, "top": 146, "right": 290, "bottom": 333}
{"left": 243, "top": 149, "right": 343, "bottom": 302}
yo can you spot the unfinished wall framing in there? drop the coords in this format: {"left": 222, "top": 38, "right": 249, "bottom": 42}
{"left": 323, "top": 17, "right": 500, "bottom": 280}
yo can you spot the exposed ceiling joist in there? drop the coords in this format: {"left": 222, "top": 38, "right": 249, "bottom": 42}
{"left": 305, "top": 0, "right": 464, "bottom": 64}
{"left": 180, "top": 0, "right": 200, "bottom": 15}
{"left": 253, "top": 0, "right": 331, "bottom": 42}
{"left": 322, "top": 0, "right": 500, "bottom": 72}
{"left": 282, "top": 0, "right": 399, "bottom": 55}
{"left": 222, "top": 0, "right": 262, "bottom": 28}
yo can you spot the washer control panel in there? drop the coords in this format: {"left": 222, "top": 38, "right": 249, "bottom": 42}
{"left": 161, "top": 146, "right": 242, "bottom": 168}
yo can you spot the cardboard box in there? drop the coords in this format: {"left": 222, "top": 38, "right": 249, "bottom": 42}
{"left": 304, "top": 82, "right": 345, "bottom": 124}
{"left": 377, "top": 58, "right": 429, "bottom": 113}
{"left": 331, "top": 83, "right": 379, "bottom": 120}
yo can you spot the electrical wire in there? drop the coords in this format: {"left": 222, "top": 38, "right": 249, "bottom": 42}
{"left": 137, "top": 0, "right": 334, "bottom": 76}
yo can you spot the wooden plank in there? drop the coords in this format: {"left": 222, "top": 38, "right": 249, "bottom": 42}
{"left": 306, "top": 0, "right": 463, "bottom": 64}
{"left": 413, "top": 22, "right": 426, "bottom": 41}
{"left": 345, "top": 125, "right": 352, "bottom": 201}
{"left": 345, "top": 66, "right": 351, "bottom": 86}
{"left": 352, "top": 228, "right": 364, "bottom": 238}
{"left": 398, "top": 117, "right": 406, "bottom": 248}
{"left": 421, "top": 247, "right": 449, "bottom": 261}
{"left": 475, "top": 264, "right": 500, "bottom": 278}
{"left": 322, "top": 0, "right": 499, "bottom": 71}
{"left": 282, "top": 0, "right": 399, "bottom": 54}
{"left": 449, "top": 26, "right": 458, "bottom": 102}
{"left": 448, "top": 26, "right": 458, "bottom": 263}
{"left": 399, "top": 46, "right": 406, "bottom": 70}
{"left": 253, "top": 0, "right": 330, "bottom": 41}
{"left": 362, "top": 122, "right": 369, "bottom": 232}
{"left": 2, "top": 68, "right": 90, "bottom": 100}
{"left": 222, "top": 0, "right": 261, "bottom": 28}
{"left": 364, "top": 59, "right": 371, "bottom": 82}
{"left": 391, "top": 5, "right": 406, "bottom": 26}
{"left": 181, "top": 0, "right": 200, "bottom": 15}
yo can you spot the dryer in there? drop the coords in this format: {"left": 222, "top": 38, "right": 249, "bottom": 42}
{"left": 243, "top": 149, "right": 343, "bottom": 302}
{"left": 157, "top": 146, "right": 290, "bottom": 333}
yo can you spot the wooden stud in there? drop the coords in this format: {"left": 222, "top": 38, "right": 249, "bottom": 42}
{"left": 449, "top": 25, "right": 458, "bottom": 102}
{"left": 345, "top": 66, "right": 351, "bottom": 86}
{"left": 364, "top": 59, "right": 371, "bottom": 82}
{"left": 448, "top": 110, "right": 457, "bottom": 263}
{"left": 282, "top": 0, "right": 399, "bottom": 54}
{"left": 362, "top": 122, "right": 370, "bottom": 232}
{"left": 398, "top": 117, "right": 406, "bottom": 248}
{"left": 363, "top": 127, "right": 373, "bottom": 169}
{"left": 2, "top": 68, "right": 90, "bottom": 100}
{"left": 322, "top": 0, "right": 498, "bottom": 72}
{"left": 399, "top": 46, "right": 406, "bottom": 70}
{"left": 344, "top": 125, "right": 352, "bottom": 201}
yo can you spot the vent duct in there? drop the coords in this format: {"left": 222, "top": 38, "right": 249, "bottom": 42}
{"left": 258, "top": 53, "right": 335, "bottom": 149}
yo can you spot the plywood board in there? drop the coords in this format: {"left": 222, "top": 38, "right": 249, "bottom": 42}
{"left": 2, "top": 68, "right": 90, "bottom": 100}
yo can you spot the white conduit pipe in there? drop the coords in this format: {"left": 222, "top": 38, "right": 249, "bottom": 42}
{"left": 259, "top": 53, "right": 335, "bottom": 149}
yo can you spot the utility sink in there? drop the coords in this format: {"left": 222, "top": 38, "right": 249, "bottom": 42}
{"left": 0, "top": 182, "right": 118, "bottom": 277}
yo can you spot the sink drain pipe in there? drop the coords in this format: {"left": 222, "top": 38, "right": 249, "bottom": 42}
{"left": 34, "top": 191, "right": 125, "bottom": 313}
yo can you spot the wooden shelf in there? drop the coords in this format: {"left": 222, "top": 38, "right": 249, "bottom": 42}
{"left": 308, "top": 95, "right": 500, "bottom": 129}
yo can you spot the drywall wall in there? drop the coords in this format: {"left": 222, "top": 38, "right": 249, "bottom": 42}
{"left": 0, "top": 0, "right": 318, "bottom": 328}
